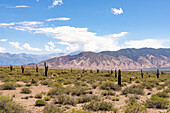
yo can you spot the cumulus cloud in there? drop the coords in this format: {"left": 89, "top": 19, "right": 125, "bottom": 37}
{"left": 0, "top": 21, "right": 129, "bottom": 52}
{"left": 45, "top": 41, "right": 62, "bottom": 52}
{"left": 0, "top": 39, "right": 8, "bottom": 42}
{"left": 111, "top": 8, "right": 123, "bottom": 15}
{"left": 124, "top": 39, "right": 169, "bottom": 49}
{"left": 23, "top": 43, "right": 42, "bottom": 51}
{"left": 46, "top": 17, "right": 70, "bottom": 22}
{"left": 49, "top": 0, "right": 63, "bottom": 8}
{"left": 9, "top": 42, "right": 23, "bottom": 50}
{"left": 0, "top": 47, "right": 6, "bottom": 52}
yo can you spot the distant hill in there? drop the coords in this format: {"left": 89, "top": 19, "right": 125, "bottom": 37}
{"left": 0, "top": 52, "right": 65, "bottom": 65}
{"left": 38, "top": 48, "right": 170, "bottom": 70}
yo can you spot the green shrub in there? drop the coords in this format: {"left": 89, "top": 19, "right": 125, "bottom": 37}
{"left": 125, "top": 103, "right": 147, "bottom": 113}
{"left": 0, "top": 82, "right": 16, "bottom": 90}
{"left": 112, "top": 98, "right": 119, "bottom": 101}
{"left": 0, "top": 95, "right": 25, "bottom": 113}
{"left": 55, "top": 95, "right": 77, "bottom": 106}
{"left": 20, "top": 88, "right": 32, "bottom": 94}
{"left": 122, "top": 85, "right": 144, "bottom": 95}
{"left": 69, "top": 108, "right": 91, "bottom": 113}
{"left": 78, "top": 95, "right": 101, "bottom": 103}
{"left": 102, "top": 90, "right": 115, "bottom": 96}
{"left": 92, "top": 83, "right": 98, "bottom": 89}
{"left": 43, "top": 104, "right": 64, "bottom": 113}
{"left": 35, "top": 99, "right": 47, "bottom": 106}
{"left": 40, "top": 80, "right": 50, "bottom": 86}
{"left": 35, "top": 93, "right": 43, "bottom": 99}
{"left": 100, "top": 81, "right": 121, "bottom": 91}
{"left": 152, "top": 92, "right": 169, "bottom": 98}
{"left": 43, "top": 96, "right": 51, "bottom": 101}
{"left": 83, "top": 101, "right": 114, "bottom": 111}
{"left": 146, "top": 96, "right": 169, "bottom": 109}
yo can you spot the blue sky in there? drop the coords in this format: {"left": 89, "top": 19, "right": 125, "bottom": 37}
{"left": 0, "top": 0, "right": 170, "bottom": 54}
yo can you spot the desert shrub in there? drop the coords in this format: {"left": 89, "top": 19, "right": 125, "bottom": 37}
{"left": 70, "top": 87, "right": 88, "bottom": 96}
{"left": 83, "top": 101, "right": 114, "bottom": 111}
{"left": 122, "top": 85, "right": 144, "bottom": 95}
{"left": 146, "top": 96, "right": 169, "bottom": 109}
{"left": 125, "top": 103, "right": 147, "bottom": 113}
{"left": 35, "top": 99, "right": 47, "bottom": 106}
{"left": 112, "top": 98, "right": 119, "bottom": 101}
{"left": 92, "top": 83, "right": 98, "bottom": 89}
{"left": 40, "top": 80, "right": 51, "bottom": 86}
{"left": 100, "top": 81, "right": 121, "bottom": 91}
{"left": 69, "top": 108, "right": 91, "bottom": 113}
{"left": 25, "top": 83, "right": 32, "bottom": 87}
{"left": 55, "top": 95, "right": 77, "bottom": 106}
{"left": 102, "top": 90, "right": 115, "bottom": 96}
{"left": 78, "top": 95, "right": 101, "bottom": 103}
{"left": 0, "top": 95, "right": 25, "bottom": 113}
{"left": 35, "top": 93, "right": 43, "bottom": 99}
{"left": 48, "top": 86, "right": 65, "bottom": 96}
{"left": 142, "top": 78, "right": 159, "bottom": 89}
{"left": 43, "top": 96, "right": 51, "bottom": 101}
{"left": 43, "top": 104, "right": 64, "bottom": 113}
{"left": 20, "top": 88, "right": 32, "bottom": 94}
{"left": 0, "top": 82, "right": 16, "bottom": 90}
{"left": 125, "top": 96, "right": 137, "bottom": 105}
{"left": 152, "top": 92, "right": 169, "bottom": 98}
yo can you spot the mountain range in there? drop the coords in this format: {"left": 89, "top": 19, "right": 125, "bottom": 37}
{"left": 0, "top": 52, "right": 65, "bottom": 65}
{"left": 37, "top": 48, "right": 170, "bottom": 70}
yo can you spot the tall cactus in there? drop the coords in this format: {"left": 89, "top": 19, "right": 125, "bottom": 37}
{"left": 36, "top": 65, "right": 38, "bottom": 73}
{"left": 97, "top": 69, "right": 99, "bottom": 73}
{"left": 156, "top": 69, "right": 159, "bottom": 78}
{"left": 118, "top": 69, "right": 121, "bottom": 86}
{"left": 21, "top": 65, "right": 24, "bottom": 73}
{"left": 141, "top": 69, "right": 143, "bottom": 78}
{"left": 111, "top": 70, "right": 113, "bottom": 74}
{"left": 44, "top": 62, "right": 48, "bottom": 77}
{"left": 10, "top": 65, "right": 13, "bottom": 72}
{"left": 115, "top": 70, "right": 117, "bottom": 78}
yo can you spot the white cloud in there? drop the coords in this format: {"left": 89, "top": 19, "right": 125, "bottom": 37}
{"left": 124, "top": 39, "right": 169, "bottom": 49}
{"left": 15, "top": 5, "right": 29, "bottom": 8}
{"left": 46, "top": 17, "right": 70, "bottom": 22}
{"left": 0, "top": 47, "right": 6, "bottom": 52}
{"left": 0, "top": 21, "right": 43, "bottom": 27}
{"left": 36, "top": 0, "right": 39, "bottom": 2}
{"left": 49, "top": 0, "right": 63, "bottom": 8}
{"left": 9, "top": 42, "right": 23, "bottom": 50}
{"left": 111, "top": 8, "right": 123, "bottom": 15}
{"left": 23, "top": 43, "right": 42, "bottom": 51}
{"left": 45, "top": 41, "right": 62, "bottom": 52}
{"left": 1, "top": 21, "right": 129, "bottom": 52}
{"left": 0, "top": 39, "right": 8, "bottom": 42}
{"left": 7, "top": 5, "right": 29, "bottom": 8}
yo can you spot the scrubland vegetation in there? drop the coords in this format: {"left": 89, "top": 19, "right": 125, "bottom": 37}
{"left": 0, "top": 65, "right": 169, "bottom": 113}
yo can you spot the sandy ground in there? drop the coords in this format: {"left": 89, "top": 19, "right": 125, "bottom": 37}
{"left": 0, "top": 81, "right": 169, "bottom": 113}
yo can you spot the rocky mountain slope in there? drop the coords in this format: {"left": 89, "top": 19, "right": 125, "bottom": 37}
{"left": 0, "top": 53, "right": 65, "bottom": 65}
{"left": 38, "top": 48, "right": 170, "bottom": 70}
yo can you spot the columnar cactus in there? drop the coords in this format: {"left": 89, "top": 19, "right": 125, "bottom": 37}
{"left": 21, "top": 65, "right": 24, "bottom": 73}
{"left": 10, "top": 65, "right": 13, "bottom": 72}
{"left": 97, "top": 69, "right": 99, "bottom": 73}
{"left": 130, "top": 76, "right": 132, "bottom": 82}
{"left": 115, "top": 70, "right": 117, "bottom": 78}
{"left": 71, "top": 68, "right": 72, "bottom": 73}
{"left": 44, "top": 62, "right": 48, "bottom": 77}
{"left": 111, "top": 70, "right": 113, "bottom": 74}
{"left": 36, "top": 65, "right": 38, "bottom": 73}
{"left": 156, "top": 69, "right": 159, "bottom": 78}
{"left": 90, "top": 70, "right": 92, "bottom": 73}
{"left": 83, "top": 69, "right": 85, "bottom": 73}
{"left": 118, "top": 69, "right": 121, "bottom": 86}
{"left": 141, "top": 69, "right": 143, "bottom": 78}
